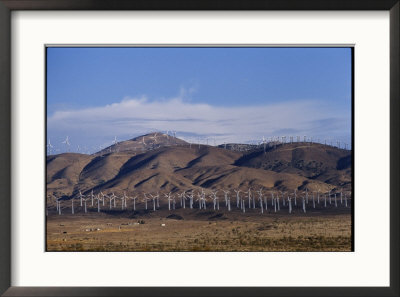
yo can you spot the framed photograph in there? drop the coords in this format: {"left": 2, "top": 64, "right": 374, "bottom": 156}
{"left": 1, "top": 1, "right": 399, "bottom": 296}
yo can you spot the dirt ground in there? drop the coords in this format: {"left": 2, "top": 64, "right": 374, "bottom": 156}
{"left": 46, "top": 206, "right": 352, "bottom": 252}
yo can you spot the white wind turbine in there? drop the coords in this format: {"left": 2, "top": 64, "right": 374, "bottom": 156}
{"left": 172, "top": 195, "right": 176, "bottom": 210}
{"left": 281, "top": 191, "right": 286, "bottom": 207}
{"left": 62, "top": 136, "right": 70, "bottom": 152}
{"left": 222, "top": 190, "right": 230, "bottom": 208}
{"left": 79, "top": 190, "right": 84, "bottom": 207}
{"left": 234, "top": 189, "right": 241, "bottom": 208}
{"left": 245, "top": 188, "right": 252, "bottom": 209}
{"left": 165, "top": 192, "right": 173, "bottom": 211}
{"left": 181, "top": 191, "right": 187, "bottom": 209}
{"left": 288, "top": 196, "right": 292, "bottom": 214}
{"left": 177, "top": 191, "right": 186, "bottom": 209}
{"left": 47, "top": 139, "right": 54, "bottom": 155}
{"left": 52, "top": 194, "right": 61, "bottom": 215}
{"left": 222, "top": 190, "right": 231, "bottom": 211}
{"left": 276, "top": 193, "right": 280, "bottom": 211}
{"left": 143, "top": 193, "right": 149, "bottom": 210}
{"left": 90, "top": 189, "right": 95, "bottom": 206}
{"left": 132, "top": 195, "right": 138, "bottom": 211}
{"left": 108, "top": 192, "right": 117, "bottom": 209}
{"left": 257, "top": 188, "right": 264, "bottom": 214}
{"left": 271, "top": 192, "right": 275, "bottom": 208}
{"left": 210, "top": 190, "right": 218, "bottom": 210}
{"left": 201, "top": 188, "right": 207, "bottom": 209}
{"left": 262, "top": 136, "right": 267, "bottom": 153}
{"left": 312, "top": 193, "right": 315, "bottom": 209}
{"left": 150, "top": 193, "right": 159, "bottom": 211}
{"left": 187, "top": 191, "right": 194, "bottom": 209}
{"left": 197, "top": 189, "right": 206, "bottom": 209}
{"left": 100, "top": 192, "right": 111, "bottom": 210}
{"left": 112, "top": 136, "right": 119, "bottom": 153}
{"left": 95, "top": 194, "right": 101, "bottom": 213}
{"left": 122, "top": 192, "right": 129, "bottom": 209}
{"left": 150, "top": 133, "right": 158, "bottom": 144}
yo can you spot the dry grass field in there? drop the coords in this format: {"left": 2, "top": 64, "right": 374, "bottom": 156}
{"left": 46, "top": 209, "right": 351, "bottom": 252}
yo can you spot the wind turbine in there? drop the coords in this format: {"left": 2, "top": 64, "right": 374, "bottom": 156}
{"left": 177, "top": 191, "right": 186, "bottom": 209}
{"left": 150, "top": 193, "right": 159, "bottom": 211}
{"left": 132, "top": 195, "right": 138, "bottom": 211}
{"left": 245, "top": 188, "right": 252, "bottom": 209}
{"left": 165, "top": 192, "right": 173, "bottom": 211}
{"left": 222, "top": 190, "right": 231, "bottom": 211}
{"left": 143, "top": 193, "right": 149, "bottom": 210}
{"left": 110, "top": 192, "right": 117, "bottom": 209}
{"left": 234, "top": 189, "right": 241, "bottom": 208}
{"left": 90, "top": 189, "right": 94, "bottom": 206}
{"left": 150, "top": 133, "right": 158, "bottom": 144}
{"left": 62, "top": 136, "right": 70, "bottom": 152}
{"left": 257, "top": 188, "right": 264, "bottom": 214}
{"left": 340, "top": 190, "right": 343, "bottom": 205}
{"left": 47, "top": 139, "right": 54, "bottom": 155}
{"left": 95, "top": 194, "right": 101, "bottom": 213}
{"left": 276, "top": 194, "right": 280, "bottom": 211}
{"left": 210, "top": 190, "right": 218, "bottom": 210}
{"left": 187, "top": 191, "right": 194, "bottom": 209}
{"left": 79, "top": 190, "right": 84, "bottom": 207}
{"left": 312, "top": 193, "right": 315, "bottom": 209}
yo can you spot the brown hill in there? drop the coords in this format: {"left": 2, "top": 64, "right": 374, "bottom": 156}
{"left": 47, "top": 140, "right": 351, "bottom": 200}
{"left": 94, "top": 132, "right": 188, "bottom": 155}
{"left": 47, "top": 153, "right": 93, "bottom": 197}
{"left": 234, "top": 142, "right": 352, "bottom": 190}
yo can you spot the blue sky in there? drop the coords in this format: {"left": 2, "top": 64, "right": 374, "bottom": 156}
{"left": 47, "top": 47, "right": 352, "bottom": 154}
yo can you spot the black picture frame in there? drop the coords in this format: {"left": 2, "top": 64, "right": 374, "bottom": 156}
{"left": 0, "top": 1, "right": 399, "bottom": 296}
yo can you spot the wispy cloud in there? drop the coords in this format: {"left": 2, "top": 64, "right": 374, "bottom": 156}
{"left": 47, "top": 93, "right": 351, "bottom": 153}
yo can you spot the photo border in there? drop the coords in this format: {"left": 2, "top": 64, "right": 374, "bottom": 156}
{"left": 0, "top": 1, "right": 399, "bottom": 296}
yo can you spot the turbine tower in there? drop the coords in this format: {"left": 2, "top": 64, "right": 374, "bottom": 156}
{"left": 62, "top": 136, "right": 70, "bottom": 152}
{"left": 47, "top": 139, "right": 54, "bottom": 155}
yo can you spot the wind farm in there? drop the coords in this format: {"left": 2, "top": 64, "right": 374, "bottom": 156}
{"left": 46, "top": 133, "right": 352, "bottom": 251}
{"left": 46, "top": 46, "right": 352, "bottom": 251}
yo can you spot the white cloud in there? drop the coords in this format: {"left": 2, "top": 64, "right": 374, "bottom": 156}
{"left": 47, "top": 94, "right": 351, "bottom": 153}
